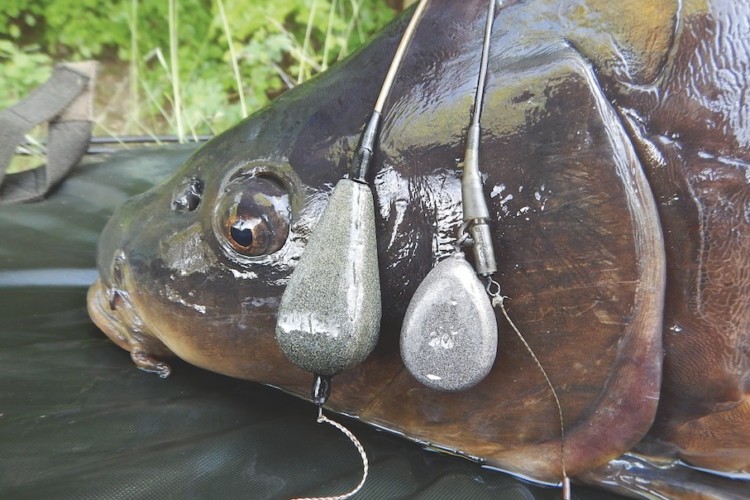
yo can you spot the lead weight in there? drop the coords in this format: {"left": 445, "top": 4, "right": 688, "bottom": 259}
{"left": 276, "top": 179, "right": 381, "bottom": 377}
{"left": 400, "top": 251, "right": 497, "bottom": 391}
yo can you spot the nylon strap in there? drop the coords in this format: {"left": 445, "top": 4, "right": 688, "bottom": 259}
{"left": 0, "top": 61, "right": 96, "bottom": 205}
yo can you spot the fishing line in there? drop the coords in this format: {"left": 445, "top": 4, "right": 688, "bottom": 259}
{"left": 487, "top": 279, "right": 570, "bottom": 499}
{"left": 349, "top": 0, "right": 430, "bottom": 183}
{"left": 373, "top": 0, "right": 429, "bottom": 115}
{"left": 277, "top": 0, "right": 429, "bottom": 398}
{"left": 276, "top": 0, "right": 570, "bottom": 496}
{"left": 400, "top": 1, "right": 571, "bottom": 496}
{"left": 400, "top": 0, "right": 499, "bottom": 393}
{"left": 292, "top": 408, "right": 369, "bottom": 500}
{"left": 472, "top": 0, "right": 494, "bottom": 127}
{"left": 276, "top": 1, "right": 430, "bottom": 498}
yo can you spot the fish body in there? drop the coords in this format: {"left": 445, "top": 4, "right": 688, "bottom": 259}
{"left": 88, "top": 0, "right": 750, "bottom": 496}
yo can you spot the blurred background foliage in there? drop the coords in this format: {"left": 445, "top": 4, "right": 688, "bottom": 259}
{"left": 0, "top": 0, "right": 404, "bottom": 139}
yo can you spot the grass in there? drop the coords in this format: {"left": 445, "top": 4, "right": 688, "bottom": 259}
{"left": 1, "top": 1, "right": 399, "bottom": 175}
{"left": 217, "top": 0, "right": 247, "bottom": 119}
{"left": 168, "top": 0, "right": 184, "bottom": 141}
{"left": 118, "top": 0, "right": 397, "bottom": 142}
{"left": 2, "top": 0, "right": 400, "bottom": 173}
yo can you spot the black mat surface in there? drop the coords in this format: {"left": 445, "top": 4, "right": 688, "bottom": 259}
{"left": 0, "top": 148, "right": 615, "bottom": 499}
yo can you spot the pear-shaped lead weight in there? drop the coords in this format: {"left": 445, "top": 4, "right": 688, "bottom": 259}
{"left": 276, "top": 179, "right": 381, "bottom": 377}
{"left": 401, "top": 251, "right": 497, "bottom": 391}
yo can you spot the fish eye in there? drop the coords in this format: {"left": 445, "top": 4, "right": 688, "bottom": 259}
{"left": 172, "top": 177, "right": 203, "bottom": 212}
{"left": 214, "top": 175, "right": 291, "bottom": 257}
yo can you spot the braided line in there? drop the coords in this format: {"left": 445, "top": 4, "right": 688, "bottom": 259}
{"left": 292, "top": 410, "right": 369, "bottom": 500}
{"left": 486, "top": 277, "right": 570, "bottom": 500}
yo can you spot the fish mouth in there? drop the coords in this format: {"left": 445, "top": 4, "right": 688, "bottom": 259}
{"left": 87, "top": 278, "right": 143, "bottom": 353}
{"left": 87, "top": 248, "right": 154, "bottom": 353}
{"left": 87, "top": 277, "right": 174, "bottom": 378}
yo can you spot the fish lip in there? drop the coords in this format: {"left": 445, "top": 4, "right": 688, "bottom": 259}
{"left": 87, "top": 278, "right": 148, "bottom": 352}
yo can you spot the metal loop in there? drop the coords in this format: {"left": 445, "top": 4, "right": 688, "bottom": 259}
{"left": 453, "top": 221, "right": 473, "bottom": 252}
{"left": 456, "top": 220, "right": 472, "bottom": 240}
{"left": 454, "top": 233, "right": 470, "bottom": 253}
{"left": 484, "top": 275, "right": 501, "bottom": 297}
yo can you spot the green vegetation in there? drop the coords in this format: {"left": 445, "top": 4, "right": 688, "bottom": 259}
{"left": 0, "top": 0, "right": 398, "bottom": 139}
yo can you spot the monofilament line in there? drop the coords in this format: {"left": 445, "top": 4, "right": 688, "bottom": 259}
{"left": 373, "top": 0, "right": 430, "bottom": 114}
{"left": 292, "top": 408, "right": 369, "bottom": 500}
{"left": 489, "top": 288, "right": 570, "bottom": 500}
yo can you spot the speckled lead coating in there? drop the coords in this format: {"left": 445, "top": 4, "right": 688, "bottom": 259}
{"left": 276, "top": 179, "right": 381, "bottom": 376}
{"left": 400, "top": 251, "right": 497, "bottom": 391}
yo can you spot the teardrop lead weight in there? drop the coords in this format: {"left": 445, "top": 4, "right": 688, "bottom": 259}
{"left": 401, "top": 251, "right": 497, "bottom": 391}
{"left": 276, "top": 179, "right": 381, "bottom": 377}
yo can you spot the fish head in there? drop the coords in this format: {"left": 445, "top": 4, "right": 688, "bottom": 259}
{"left": 87, "top": 44, "right": 392, "bottom": 384}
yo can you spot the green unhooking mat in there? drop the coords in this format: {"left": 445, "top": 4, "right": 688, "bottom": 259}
{"left": 0, "top": 147, "right": 614, "bottom": 499}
